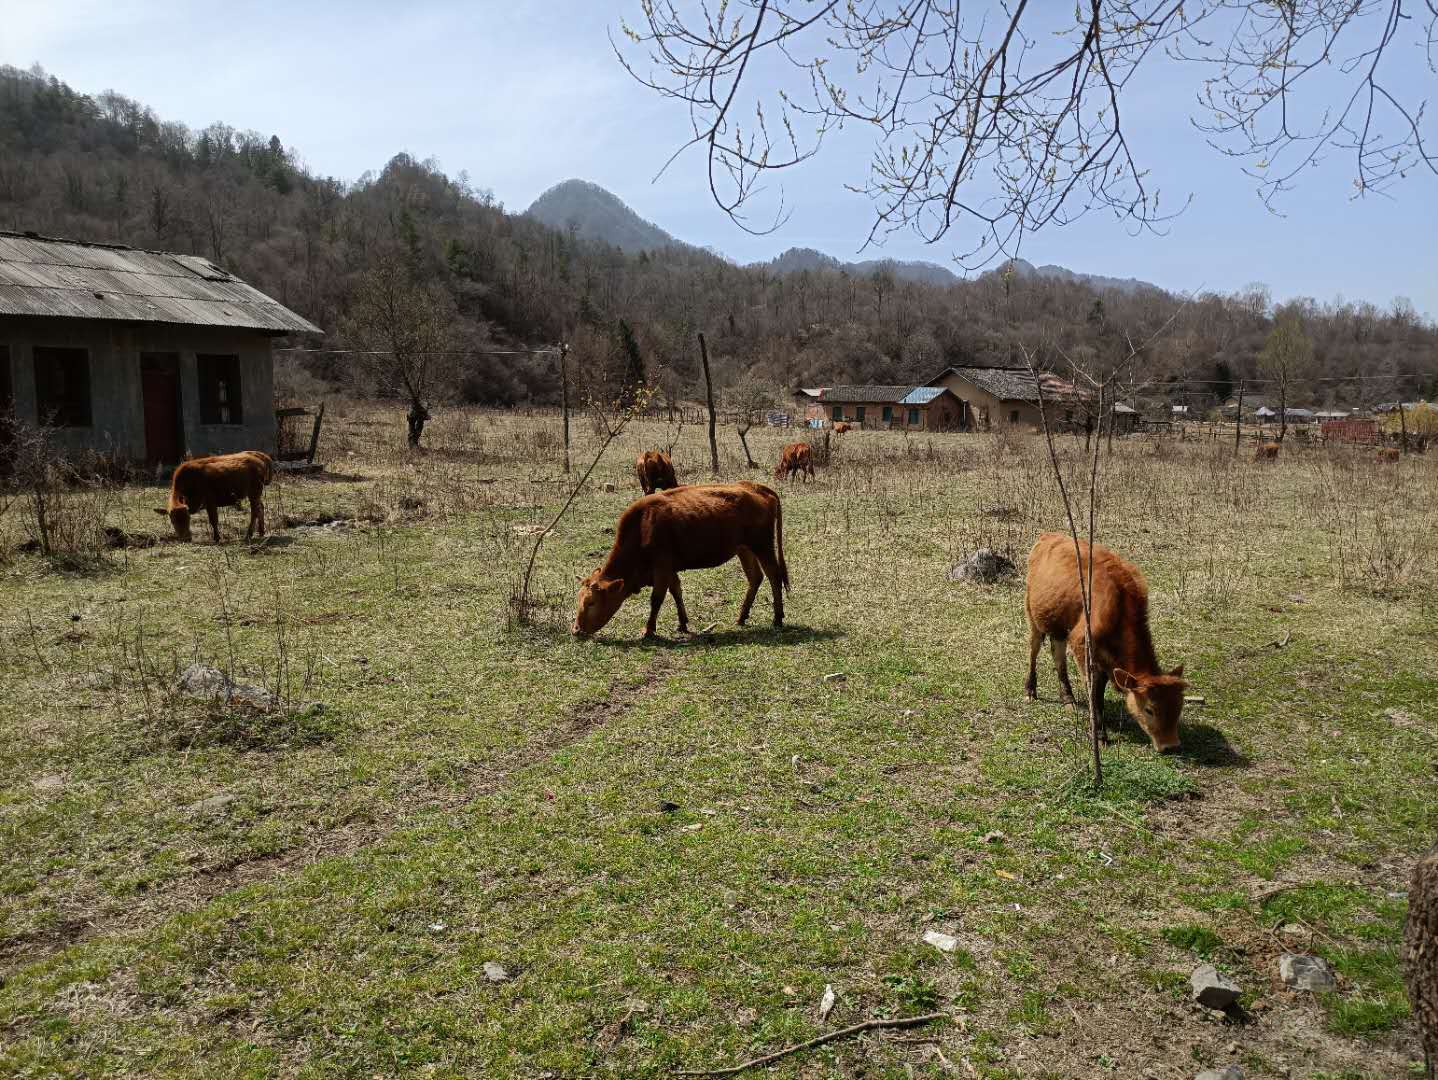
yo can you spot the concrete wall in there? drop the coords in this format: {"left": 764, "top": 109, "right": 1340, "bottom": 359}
{"left": 930, "top": 374, "right": 1046, "bottom": 430}
{"left": 0, "top": 317, "right": 275, "bottom": 461}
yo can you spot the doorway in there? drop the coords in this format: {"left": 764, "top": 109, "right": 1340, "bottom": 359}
{"left": 141, "top": 353, "right": 181, "bottom": 465}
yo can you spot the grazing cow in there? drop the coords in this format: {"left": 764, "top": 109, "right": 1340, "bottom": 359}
{"left": 635, "top": 450, "right": 679, "bottom": 494}
{"left": 1378, "top": 446, "right": 1402, "bottom": 464}
{"left": 1024, "top": 532, "right": 1187, "bottom": 752}
{"left": 156, "top": 450, "right": 273, "bottom": 543}
{"left": 773, "top": 442, "right": 815, "bottom": 483}
{"left": 833, "top": 422, "right": 852, "bottom": 434}
{"left": 573, "top": 482, "right": 789, "bottom": 638}
{"left": 1405, "top": 844, "right": 1438, "bottom": 1079}
{"left": 1255, "top": 442, "right": 1281, "bottom": 461}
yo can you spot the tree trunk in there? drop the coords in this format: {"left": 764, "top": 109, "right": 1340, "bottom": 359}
{"left": 560, "top": 343, "right": 571, "bottom": 474}
{"left": 407, "top": 401, "right": 429, "bottom": 448}
{"left": 1278, "top": 385, "right": 1287, "bottom": 443}
{"left": 737, "top": 423, "right": 757, "bottom": 468}
{"left": 1398, "top": 401, "right": 1409, "bottom": 455}
{"left": 1234, "top": 380, "right": 1245, "bottom": 456}
{"left": 699, "top": 332, "right": 719, "bottom": 475}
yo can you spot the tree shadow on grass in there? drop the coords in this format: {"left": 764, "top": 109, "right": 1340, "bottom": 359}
{"left": 522, "top": 623, "right": 846, "bottom": 650}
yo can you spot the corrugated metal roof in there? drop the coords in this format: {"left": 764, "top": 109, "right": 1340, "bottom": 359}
{"left": 899, "top": 386, "right": 947, "bottom": 406}
{"left": 820, "top": 385, "right": 913, "bottom": 404}
{"left": 0, "top": 230, "right": 322, "bottom": 334}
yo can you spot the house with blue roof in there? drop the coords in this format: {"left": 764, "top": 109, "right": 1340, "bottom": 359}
{"left": 817, "top": 384, "right": 968, "bottom": 430}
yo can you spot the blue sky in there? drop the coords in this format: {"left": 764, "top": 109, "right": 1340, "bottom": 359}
{"left": 4, "top": 0, "right": 1434, "bottom": 315}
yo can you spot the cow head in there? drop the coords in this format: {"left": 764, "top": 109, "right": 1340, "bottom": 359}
{"left": 572, "top": 572, "right": 627, "bottom": 636}
{"left": 1112, "top": 666, "right": 1187, "bottom": 752}
{"left": 155, "top": 504, "right": 193, "bottom": 541}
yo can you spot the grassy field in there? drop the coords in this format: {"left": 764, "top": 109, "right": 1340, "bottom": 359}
{"left": 1, "top": 405, "right": 1435, "bottom": 1078}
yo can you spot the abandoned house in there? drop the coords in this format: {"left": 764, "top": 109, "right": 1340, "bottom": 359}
{"left": 927, "top": 365, "right": 1089, "bottom": 430}
{"left": 0, "top": 231, "right": 321, "bottom": 465}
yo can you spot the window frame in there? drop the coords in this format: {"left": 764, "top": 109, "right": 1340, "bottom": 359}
{"left": 855, "top": 406, "right": 866, "bottom": 423}
{"left": 33, "top": 346, "right": 93, "bottom": 428}
{"left": 197, "top": 353, "right": 244, "bottom": 426}
{"left": 881, "top": 405, "right": 893, "bottom": 423}
{"left": 1010, "top": 409, "right": 1020, "bottom": 424}
{"left": 831, "top": 405, "right": 843, "bottom": 421}
{"left": 908, "top": 407, "right": 920, "bottom": 425}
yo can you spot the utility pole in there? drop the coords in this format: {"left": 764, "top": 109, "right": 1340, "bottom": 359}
{"left": 559, "top": 342, "right": 571, "bottom": 475}
{"left": 1234, "top": 379, "right": 1245, "bottom": 457}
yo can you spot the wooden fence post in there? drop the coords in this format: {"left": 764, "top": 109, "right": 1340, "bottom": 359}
{"left": 699, "top": 333, "right": 719, "bottom": 475}
{"left": 560, "top": 342, "right": 571, "bottom": 475}
{"left": 1234, "top": 380, "right": 1245, "bottom": 457}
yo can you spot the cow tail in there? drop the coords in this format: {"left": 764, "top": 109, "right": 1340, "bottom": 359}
{"left": 775, "top": 493, "right": 790, "bottom": 595}
{"left": 261, "top": 452, "right": 274, "bottom": 485}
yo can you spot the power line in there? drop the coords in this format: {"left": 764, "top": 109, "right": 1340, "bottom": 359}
{"left": 273, "top": 346, "right": 560, "bottom": 357}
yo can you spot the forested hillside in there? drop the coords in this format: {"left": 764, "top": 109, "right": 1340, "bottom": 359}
{"left": 1, "top": 64, "right": 1434, "bottom": 412}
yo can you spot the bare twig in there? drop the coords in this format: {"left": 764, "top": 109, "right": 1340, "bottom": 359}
{"left": 675, "top": 1012, "right": 949, "bottom": 1077}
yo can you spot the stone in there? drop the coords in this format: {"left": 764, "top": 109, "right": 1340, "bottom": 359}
{"left": 32, "top": 774, "right": 66, "bottom": 794}
{"left": 1190, "top": 964, "right": 1242, "bottom": 1010}
{"left": 483, "top": 962, "right": 510, "bottom": 983}
{"left": 177, "top": 664, "right": 277, "bottom": 711}
{"left": 948, "top": 549, "right": 1017, "bottom": 584}
{"left": 190, "top": 794, "right": 237, "bottom": 815}
{"left": 818, "top": 983, "right": 836, "bottom": 1020}
{"left": 1279, "top": 953, "right": 1336, "bottom": 992}
{"left": 923, "top": 930, "right": 958, "bottom": 953}
{"left": 1194, "top": 1068, "right": 1243, "bottom": 1080}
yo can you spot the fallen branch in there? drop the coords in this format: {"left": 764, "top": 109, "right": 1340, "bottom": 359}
{"left": 1237, "top": 630, "right": 1291, "bottom": 658}
{"left": 675, "top": 1012, "right": 948, "bottom": 1077}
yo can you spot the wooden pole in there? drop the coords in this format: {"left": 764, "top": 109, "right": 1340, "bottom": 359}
{"left": 1234, "top": 379, "right": 1245, "bottom": 457}
{"left": 699, "top": 332, "right": 719, "bottom": 475}
{"left": 559, "top": 342, "right": 571, "bottom": 475}
{"left": 1398, "top": 400, "right": 1409, "bottom": 456}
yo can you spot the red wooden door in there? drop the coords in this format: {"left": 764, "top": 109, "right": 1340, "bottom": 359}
{"left": 141, "top": 358, "right": 181, "bottom": 465}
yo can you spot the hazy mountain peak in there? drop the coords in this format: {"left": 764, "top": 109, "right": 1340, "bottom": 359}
{"left": 524, "top": 179, "right": 682, "bottom": 253}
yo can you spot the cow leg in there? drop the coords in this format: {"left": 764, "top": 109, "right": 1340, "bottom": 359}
{"left": 669, "top": 572, "right": 690, "bottom": 634}
{"left": 1025, "top": 623, "right": 1043, "bottom": 700}
{"left": 1090, "top": 669, "right": 1110, "bottom": 744}
{"left": 1052, "top": 637, "right": 1076, "bottom": 705}
{"left": 645, "top": 577, "right": 669, "bottom": 638}
{"left": 206, "top": 504, "right": 222, "bottom": 544}
{"left": 754, "top": 550, "right": 785, "bottom": 628}
{"left": 735, "top": 548, "right": 763, "bottom": 625}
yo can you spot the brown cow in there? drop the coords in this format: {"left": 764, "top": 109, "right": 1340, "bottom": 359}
{"left": 573, "top": 482, "right": 789, "bottom": 638}
{"left": 1023, "top": 532, "right": 1187, "bottom": 752}
{"left": 635, "top": 450, "right": 679, "bottom": 494}
{"left": 773, "top": 442, "right": 815, "bottom": 482}
{"left": 1378, "top": 446, "right": 1401, "bottom": 463}
{"left": 833, "top": 422, "right": 852, "bottom": 433}
{"left": 1255, "top": 442, "right": 1281, "bottom": 461}
{"left": 156, "top": 450, "right": 273, "bottom": 543}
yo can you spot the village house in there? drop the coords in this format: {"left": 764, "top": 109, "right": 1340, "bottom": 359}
{"left": 0, "top": 231, "right": 321, "bottom": 465}
{"left": 926, "top": 365, "right": 1088, "bottom": 430}
{"left": 819, "top": 384, "right": 967, "bottom": 430}
{"left": 789, "top": 386, "right": 828, "bottom": 424}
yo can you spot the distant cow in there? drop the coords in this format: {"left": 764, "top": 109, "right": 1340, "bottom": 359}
{"left": 1255, "top": 442, "right": 1281, "bottom": 461}
{"left": 833, "top": 422, "right": 852, "bottom": 434}
{"left": 156, "top": 451, "right": 273, "bottom": 543}
{"left": 1024, "top": 532, "right": 1187, "bottom": 752}
{"left": 1378, "top": 447, "right": 1401, "bottom": 463}
{"left": 573, "top": 482, "right": 789, "bottom": 638}
{"left": 635, "top": 450, "right": 679, "bottom": 494}
{"left": 774, "top": 442, "right": 815, "bottom": 483}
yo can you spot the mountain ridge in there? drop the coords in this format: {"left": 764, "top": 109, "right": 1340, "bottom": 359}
{"left": 525, "top": 180, "right": 1162, "bottom": 295}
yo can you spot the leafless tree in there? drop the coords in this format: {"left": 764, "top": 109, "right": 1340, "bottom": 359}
{"left": 617, "top": 1, "right": 1437, "bottom": 263}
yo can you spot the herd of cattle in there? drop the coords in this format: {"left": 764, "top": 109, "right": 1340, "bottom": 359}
{"left": 157, "top": 443, "right": 1188, "bottom": 752}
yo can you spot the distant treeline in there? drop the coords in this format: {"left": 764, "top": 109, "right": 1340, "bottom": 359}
{"left": 1, "top": 64, "right": 1434, "bottom": 411}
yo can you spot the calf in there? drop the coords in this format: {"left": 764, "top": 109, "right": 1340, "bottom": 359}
{"left": 1255, "top": 442, "right": 1281, "bottom": 461}
{"left": 833, "top": 422, "right": 852, "bottom": 433}
{"left": 1024, "top": 532, "right": 1187, "bottom": 752}
{"left": 573, "top": 482, "right": 789, "bottom": 638}
{"left": 1378, "top": 446, "right": 1401, "bottom": 463}
{"left": 157, "top": 450, "right": 273, "bottom": 543}
{"left": 773, "top": 442, "right": 815, "bottom": 483}
{"left": 635, "top": 450, "right": 679, "bottom": 494}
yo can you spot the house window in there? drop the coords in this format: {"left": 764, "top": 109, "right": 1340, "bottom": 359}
{"left": 832, "top": 405, "right": 843, "bottom": 421}
{"left": 33, "top": 347, "right": 92, "bottom": 427}
{"left": 1064, "top": 409, "right": 1074, "bottom": 423}
{"left": 198, "top": 354, "right": 243, "bottom": 425}
{"left": 882, "top": 405, "right": 893, "bottom": 423}
{"left": 1009, "top": 409, "right": 1020, "bottom": 424}
{"left": 855, "top": 406, "right": 866, "bottom": 422}
{"left": 908, "top": 407, "right": 920, "bottom": 425}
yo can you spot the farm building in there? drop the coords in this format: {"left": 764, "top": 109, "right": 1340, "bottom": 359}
{"left": 819, "top": 385, "right": 967, "bottom": 430}
{"left": 926, "top": 365, "right": 1089, "bottom": 430}
{"left": 0, "top": 231, "right": 321, "bottom": 465}
{"left": 789, "top": 386, "right": 828, "bottom": 423}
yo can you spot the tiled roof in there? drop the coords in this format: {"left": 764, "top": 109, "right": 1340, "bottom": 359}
{"left": 819, "top": 385, "right": 913, "bottom": 404}
{"left": 931, "top": 365, "right": 1087, "bottom": 403}
{"left": 0, "top": 230, "right": 322, "bottom": 334}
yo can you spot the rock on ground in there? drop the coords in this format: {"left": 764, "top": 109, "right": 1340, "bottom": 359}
{"left": 177, "top": 664, "right": 277, "bottom": 711}
{"left": 1194, "top": 1067, "right": 1243, "bottom": 1080}
{"left": 923, "top": 930, "right": 958, "bottom": 953}
{"left": 483, "top": 962, "right": 510, "bottom": 983}
{"left": 1190, "top": 963, "right": 1242, "bottom": 1010}
{"left": 948, "top": 549, "right": 1017, "bottom": 583}
{"left": 1279, "top": 953, "right": 1337, "bottom": 992}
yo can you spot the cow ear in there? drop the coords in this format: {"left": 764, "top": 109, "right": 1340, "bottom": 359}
{"left": 1112, "top": 668, "right": 1138, "bottom": 691}
{"left": 1169, "top": 664, "right": 1185, "bottom": 679}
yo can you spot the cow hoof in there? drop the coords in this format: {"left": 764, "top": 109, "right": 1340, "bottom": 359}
{"left": 1024, "top": 689, "right": 1037, "bottom": 701}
